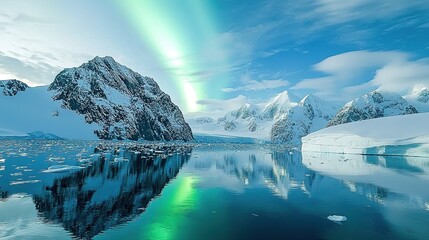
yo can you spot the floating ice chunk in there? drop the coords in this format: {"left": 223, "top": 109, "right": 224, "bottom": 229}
{"left": 327, "top": 215, "right": 347, "bottom": 222}
{"left": 113, "top": 157, "right": 129, "bottom": 162}
{"left": 10, "top": 180, "right": 41, "bottom": 185}
{"left": 48, "top": 157, "right": 65, "bottom": 162}
{"left": 42, "top": 165, "right": 84, "bottom": 173}
{"left": 0, "top": 158, "right": 5, "bottom": 163}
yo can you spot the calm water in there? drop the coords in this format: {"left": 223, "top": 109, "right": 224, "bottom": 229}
{"left": 0, "top": 140, "right": 428, "bottom": 240}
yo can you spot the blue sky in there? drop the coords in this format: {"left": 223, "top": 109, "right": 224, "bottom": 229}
{"left": 1, "top": 0, "right": 429, "bottom": 115}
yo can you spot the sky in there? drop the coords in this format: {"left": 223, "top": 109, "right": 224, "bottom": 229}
{"left": 1, "top": 0, "right": 429, "bottom": 117}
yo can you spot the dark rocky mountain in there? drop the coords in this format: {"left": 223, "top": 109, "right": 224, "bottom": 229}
{"left": 48, "top": 56, "right": 193, "bottom": 141}
{"left": 0, "top": 79, "right": 28, "bottom": 96}
{"left": 328, "top": 91, "right": 418, "bottom": 127}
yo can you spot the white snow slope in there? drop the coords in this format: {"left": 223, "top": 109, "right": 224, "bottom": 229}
{"left": 0, "top": 86, "right": 99, "bottom": 140}
{"left": 302, "top": 112, "right": 429, "bottom": 157}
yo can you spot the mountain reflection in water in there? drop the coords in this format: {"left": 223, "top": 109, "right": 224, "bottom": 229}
{"left": 0, "top": 141, "right": 428, "bottom": 240}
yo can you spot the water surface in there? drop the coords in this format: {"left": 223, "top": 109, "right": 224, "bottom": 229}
{"left": 0, "top": 140, "right": 428, "bottom": 240}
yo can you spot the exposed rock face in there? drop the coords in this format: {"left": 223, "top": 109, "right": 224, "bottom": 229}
{"left": 48, "top": 56, "right": 193, "bottom": 141}
{"left": 213, "top": 91, "right": 298, "bottom": 134}
{"left": 0, "top": 79, "right": 29, "bottom": 96}
{"left": 416, "top": 88, "right": 429, "bottom": 103}
{"left": 217, "top": 103, "right": 259, "bottom": 132}
{"left": 270, "top": 94, "right": 339, "bottom": 144}
{"left": 328, "top": 91, "right": 418, "bottom": 127}
{"left": 260, "top": 91, "right": 298, "bottom": 120}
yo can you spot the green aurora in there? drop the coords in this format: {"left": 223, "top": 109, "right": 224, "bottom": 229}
{"left": 118, "top": 0, "right": 227, "bottom": 112}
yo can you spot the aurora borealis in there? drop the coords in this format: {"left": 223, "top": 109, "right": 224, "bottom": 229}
{"left": 1, "top": 0, "right": 429, "bottom": 114}
{"left": 117, "top": 0, "right": 223, "bottom": 112}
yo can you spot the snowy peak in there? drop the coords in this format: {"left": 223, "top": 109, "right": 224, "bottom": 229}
{"left": 407, "top": 87, "right": 429, "bottom": 103}
{"left": 270, "top": 93, "right": 340, "bottom": 144}
{"left": 270, "top": 90, "right": 299, "bottom": 105}
{"left": 404, "top": 87, "right": 429, "bottom": 112}
{"left": 230, "top": 103, "right": 258, "bottom": 119}
{"left": 261, "top": 91, "right": 298, "bottom": 120}
{"left": 0, "top": 79, "right": 28, "bottom": 96}
{"left": 416, "top": 88, "right": 429, "bottom": 103}
{"left": 328, "top": 91, "right": 418, "bottom": 127}
{"left": 49, "top": 56, "right": 160, "bottom": 99}
{"left": 48, "top": 56, "right": 193, "bottom": 141}
{"left": 189, "top": 90, "right": 341, "bottom": 145}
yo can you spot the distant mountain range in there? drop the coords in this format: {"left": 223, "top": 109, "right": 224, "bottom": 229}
{"left": 189, "top": 89, "right": 429, "bottom": 145}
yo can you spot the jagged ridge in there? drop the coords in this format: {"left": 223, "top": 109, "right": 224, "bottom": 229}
{"left": 48, "top": 56, "right": 193, "bottom": 141}
{"left": 328, "top": 91, "right": 418, "bottom": 127}
{"left": 0, "top": 79, "right": 28, "bottom": 96}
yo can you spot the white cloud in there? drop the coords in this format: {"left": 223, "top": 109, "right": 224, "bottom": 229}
{"left": 293, "top": 50, "right": 429, "bottom": 100}
{"left": 313, "top": 0, "right": 429, "bottom": 25}
{"left": 314, "top": 50, "right": 408, "bottom": 76}
{"left": 0, "top": 52, "right": 61, "bottom": 86}
{"left": 222, "top": 79, "right": 288, "bottom": 93}
{"left": 371, "top": 59, "right": 429, "bottom": 93}
{"left": 185, "top": 95, "right": 248, "bottom": 119}
{"left": 292, "top": 77, "right": 336, "bottom": 91}
{"left": 293, "top": 51, "right": 407, "bottom": 91}
{"left": 197, "top": 95, "right": 247, "bottom": 111}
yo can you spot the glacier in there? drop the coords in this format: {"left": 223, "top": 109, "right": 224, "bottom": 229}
{"left": 302, "top": 112, "right": 429, "bottom": 157}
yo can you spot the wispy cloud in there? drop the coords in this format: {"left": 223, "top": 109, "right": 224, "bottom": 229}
{"left": 222, "top": 79, "right": 288, "bottom": 93}
{"left": 292, "top": 50, "right": 429, "bottom": 100}
{"left": 311, "top": 0, "right": 429, "bottom": 25}
{"left": 371, "top": 58, "right": 429, "bottom": 92}
{"left": 0, "top": 51, "right": 61, "bottom": 86}
{"left": 293, "top": 51, "right": 408, "bottom": 91}
{"left": 196, "top": 95, "right": 247, "bottom": 111}
{"left": 185, "top": 95, "right": 249, "bottom": 119}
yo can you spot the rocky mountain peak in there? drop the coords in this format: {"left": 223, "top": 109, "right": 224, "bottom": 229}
{"left": 261, "top": 90, "right": 298, "bottom": 120}
{"left": 328, "top": 90, "right": 418, "bottom": 127}
{"left": 270, "top": 93, "right": 340, "bottom": 144}
{"left": 415, "top": 87, "right": 429, "bottom": 103}
{"left": 48, "top": 56, "right": 193, "bottom": 141}
{"left": 299, "top": 93, "right": 322, "bottom": 107}
{"left": 0, "top": 79, "right": 29, "bottom": 96}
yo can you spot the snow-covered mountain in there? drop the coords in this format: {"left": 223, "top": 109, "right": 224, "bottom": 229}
{"left": 328, "top": 91, "right": 418, "bottom": 127}
{"left": 49, "top": 56, "right": 192, "bottom": 141}
{"left": 189, "top": 91, "right": 340, "bottom": 145}
{"left": 0, "top": 56, "right": 193, "bottom": 141}
{"left": 260, "top": 91, "right": 299, "bottom": 120}
{"left": 404, "top": 87, "right": 429, "bottom": 112}
{"left": 190, "top": 89, "right": 427, "bottom": 145}
{"left": 0, "top": 79, "right": 28, "bottom": 96}
{"left": 189, "top": 91, "right": 298, "bottom": 140}
{"left": 271, "top": 94, "right": 340, "bottom": 144}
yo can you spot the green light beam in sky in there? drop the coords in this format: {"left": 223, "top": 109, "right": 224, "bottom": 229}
{"left": 118, "top": 0, "right": 222, "bottom": 112}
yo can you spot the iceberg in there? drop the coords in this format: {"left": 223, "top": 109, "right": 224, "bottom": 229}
{"left": 327, "top": 215, "right": 347, "bottom": 222}
{"left": 42, "top": 165, "right": 84, "bottom": 173}
{"left": 302, "top": 113, "right": 429, "bottom": 157}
